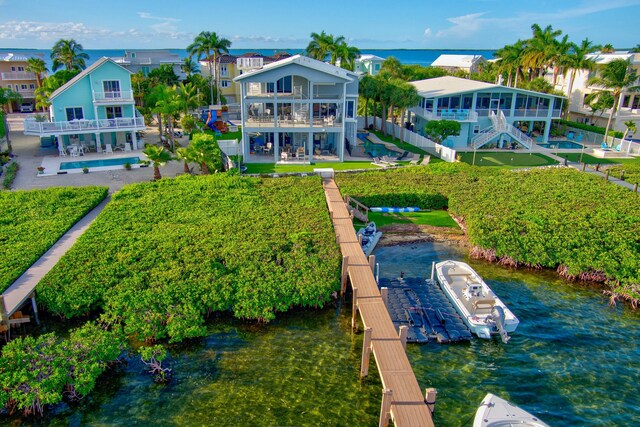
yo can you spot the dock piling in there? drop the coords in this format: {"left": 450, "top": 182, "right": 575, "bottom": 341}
{"left": 425, "top": 388, "right": 438, "bottom": 415}
{"left": 431, "top": 261, "right": 435, "bottom": 281}
{"left": 351, "top": 287, "right": 358, "bottom": 331}
{"left": 341, "top": 256, "right": 349, "bottom": 295}
{"left": 399, "top": 325, "right": 408, "bottom": 351}
{"left": 379, "top": 389, "right": 393, "bottom": 427}
{"left": 368, "top": 255, "right": 376, "bottom": 273}
{"left": 381, "top": 287, "right": 388, "bottom": 308}
{"left": 360, "top": 327, "right": 372, "bottom": 378}
{"left": 30, "top": 292, "right": 40, "bottom": 325}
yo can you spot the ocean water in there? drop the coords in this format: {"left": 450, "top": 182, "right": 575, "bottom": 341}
{"left": 0, "top": 48, "right": 496, "bottom": 72}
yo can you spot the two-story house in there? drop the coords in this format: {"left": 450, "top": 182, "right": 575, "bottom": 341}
{"left": 24, "top": 57, "right": 146, "bottom": 151}
{"left": 430, "top": 54, "right": 487, "bottom": 74}
{"left": 551, "top": 52, "right": 640, "bottom": 134}
{"left": 409, "top": 76, "right": 564, "bottom": 149}
{"left": 354, "top": 54, "right": 385, "bottom": 76}
{"left": 234, "top": 54, "right": 358, "bottom": 162}
{"left": 0, "top": 52, "right": 43, "bottom": 112}
{"left": 111, "top": 50, "right": 185, "bottom": 80}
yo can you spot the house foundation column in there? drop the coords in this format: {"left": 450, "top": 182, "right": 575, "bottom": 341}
{"left": 95, "top": 133, "right": 102, "bottom": 152}
{"left": 131, "top": 131, "right": 138, "bottom": 150}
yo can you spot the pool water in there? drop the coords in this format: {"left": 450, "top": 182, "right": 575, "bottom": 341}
{"left": 538, "top": 141, "right": 584, "bottom": 149}
{"left": 60, "top": 156, "right": 140, "bottom": 170}
{"left": 357, "top": 134, "right": 401, "bottom": 158}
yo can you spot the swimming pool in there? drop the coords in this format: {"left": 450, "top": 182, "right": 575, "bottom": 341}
{"left": 357, "top": 134, "right": 401, "bottom": 158}
{"left": 60, "top": 156, "right": 140, "bottom": 170}
{"left": 537, "top": 141, "right": 584, "bottom": 149}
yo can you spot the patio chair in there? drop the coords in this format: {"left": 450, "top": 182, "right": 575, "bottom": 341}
{"left": 124, "top": 142, "right": 132, "bottom": 152}
{"left": 381, "top": 155, "right": 398, "bottom": 166}
{"left": 600, "top": 142, "right": 609, "bottom": 150}
{"left": 58, "top": 147, "right": 68, "bottom": 157}
{"left": 104, "top": 144, "right": 113, "bottom": 154}
{"left": 371, "top": 157, "right": 387, "bottom": 168}
{"left": 265, "top": 142, "right": 273, "bottom": 154}
{"left": 420, "top": 155, "right": 431, "bottom": 166}
{"left": 409, "top": 154, "right": 419, "bottom": 165}
{"left": 296, "top": 147, "right": 306, "bottom": 159}
{"left": 567, "top": 131, "right": 575, "bottom": 140}
{"left": 575, "top": 133, "right": 584, "bottom": 142}
{"left": 69, "top": 146, "right": 79, "bottom": 157}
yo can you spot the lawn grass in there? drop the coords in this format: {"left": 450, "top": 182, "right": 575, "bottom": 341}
{"left": 244, "top": 161, "right": 383, "bottom": 174}
{"left": 357, "top": 210, "right": 459, "bottom": 228}
{"left": 553, "top": 152, "right": 617, "bottom": 164}
{"left": 457, "top": 152, "right": 558, "bottom": 167}
{"left": 368, "top": 129, "right": 443, "bottom": 162}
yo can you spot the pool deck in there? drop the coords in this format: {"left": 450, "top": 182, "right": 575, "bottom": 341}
{"left": 39, "top": 151, "right": 150, "bottom": 176}
{"left": 358, "top": 132, "right": 403, "bottom": 156}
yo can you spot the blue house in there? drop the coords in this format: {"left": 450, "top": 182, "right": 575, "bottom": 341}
{"left": 24, "top": 57, "right": 145, "bottom": 151}
{"left": 409, "top": 76, "right": 565, "bottom": 149}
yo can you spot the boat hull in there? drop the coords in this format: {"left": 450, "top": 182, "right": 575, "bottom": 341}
{"left": 435, "top": 260, "right": 519, "bottom": 340}
{"left": 474, "top": 393, "right": 549, "bottom": 427}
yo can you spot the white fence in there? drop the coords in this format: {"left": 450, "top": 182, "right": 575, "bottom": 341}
{"left": 217, "top": 139, "right": 239, "bottom": 156}
{"left": 357, "top": 116, "right": 457, "bottom": 162}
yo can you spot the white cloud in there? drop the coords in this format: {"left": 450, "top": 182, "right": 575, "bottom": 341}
{"left": 423, "top": 27, "right": 432, "bottom": 38}
{"left": 137, "top": 12, "right": 181, "bottom": 22}
{"left": 435, "top": 12, "right": 486, "bottom": 38}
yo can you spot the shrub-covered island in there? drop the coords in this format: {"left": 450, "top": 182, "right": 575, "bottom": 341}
{"left": 336, "top": 164, "right": 640, "bottom": 304}
{"left": 38, "top": 174, "right": 341, "bottom": 342}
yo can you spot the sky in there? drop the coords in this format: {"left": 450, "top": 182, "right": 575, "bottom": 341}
{"left": 0, "top": 0, "right": 639, "bottom": 50}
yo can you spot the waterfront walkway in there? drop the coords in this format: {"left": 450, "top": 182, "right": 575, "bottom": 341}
{"left": 1, "top": 196, "right": 110, "bottom": 326}
{"left": 323, "top": 178, "right": 434, "bottom": 427}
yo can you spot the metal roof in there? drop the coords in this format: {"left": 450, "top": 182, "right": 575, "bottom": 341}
{"left": 410, "top": 76, "right": 563, "bottom": 99}
{"left": 234, "top": 54, "right": 355, "bottom": 82}
{"left": 49, "top": 57, "right": 131, "bottom": 101}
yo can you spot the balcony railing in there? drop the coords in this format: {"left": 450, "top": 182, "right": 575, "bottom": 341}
{"left": 15, "top": 89, "right": 35, "bottom": 98}
{"left": 512, "top": 109, "right": 562, "bottom": 118}
{"left": 24, "top": 117, "right": 145, "bottom": 135}
{"left": 93, "top": 90, "right": 134, "bottom": 102}
{"left": 1, "top": 71, "right": 36, "bottom": 80}
{"left": 245, "top": 115, "right": 342, "bottom": 128}
{"left": 411, "top": 107, "right": 478, "bottom": 122}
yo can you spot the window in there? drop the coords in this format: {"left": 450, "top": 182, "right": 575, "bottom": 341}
{"left": 622, "top": 95, "right": 631, "bottom": 108}
{"left": 65, "top": 107, "right": 84, "bottom": 121}
{"left": 17, "top": 66, "right": 24, "bottom": 72}
{"left": 29, "top": 84, "right": 35, "bottom": 89}
{"left": 346, "top": 100, "right": 354, "bottom": 118}
{"left": 374, "top": 64, "right": 380, "bottom": 70}
{"left": 141, "top": 66, "right": 150, "bottom": 76}
{"left": 131, "top": 52, "right": 136, "bottom": 58}
{"left": 106, "top": 106, "right": 123, "bottom": 119}
{"left": 220, "top": 65, "right": 228, "bottom": 77}
{"left": 103, "top": 80, "right": 121, "bottom": 97}
{"left": 6, "top": 84, "right": 11, "bottom": 89}
{"left": 473, "top": 125, "right": 480, "bottom": 134}
{"left": 220, "top": 80, "right": 230, "bottom": 88}
{"left": 632, "top": 96, "right": 640, "bottom": 110}
{"left": 10, "top": 66, "right": 15, "bottom": 71}
{"left": 21, "top": 84, "right": 27, "bottom": 90}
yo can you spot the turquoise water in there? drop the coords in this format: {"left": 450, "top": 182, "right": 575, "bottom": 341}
{"left": 358, "top": 135, "right": 401, "bottom": 158}
{"left": 538, "top": 141, "right": 584, "bottom": 149}
{"left": 374, "top": 242, "right": 640, "bottom": 426}
{"left": 59, "top": 156, "right": 140, "bottom": 170}
{"left": 2, "top": 242, "right": 638, "bottom": 426}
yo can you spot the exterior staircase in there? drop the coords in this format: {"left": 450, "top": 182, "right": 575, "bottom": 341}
{"left": 472, "top": 110, "right": 533, "bottom": 149}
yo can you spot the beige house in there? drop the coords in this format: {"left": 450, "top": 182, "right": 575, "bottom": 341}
{"left": 431, "top": 54, "right": 487, "bottom": 74}
{"left": 0, "top": 52, "right": 44, "bottom": 112}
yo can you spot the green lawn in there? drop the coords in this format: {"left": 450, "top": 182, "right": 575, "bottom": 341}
{"left": 553, "top": 152, "right": 617, "bottom": 164}
{"left": 457, "top": 152, "right": 558, "bottom": 167}
{"left": 357, "top": 210, "right": 459, "bottom": 228}
{"left": 244, "top": 161, "right": 383, "bottom": 174}
{"left": 368, "top": 129, "right": 443, "bottom": 161}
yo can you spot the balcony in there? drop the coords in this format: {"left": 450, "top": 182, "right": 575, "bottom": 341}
{"left": 15, "top": 89, "right": 35, "bottom": 98}
{"left": 24, "top": 117, "right": 145, "bottom": 136}
{"left": 512, "top": 109, "right": 562, "bottom": 118}
{"left": 411, "top": 107, "right": 478, "bottom": 122}
{"left": 244, "top": 114, "right": 342, "bottom": 129}
{"left": 93, "top": 90, "right": 134, "bottom": 103}
{"left": 1, "top": 71, "right": 36, "bottom": 81}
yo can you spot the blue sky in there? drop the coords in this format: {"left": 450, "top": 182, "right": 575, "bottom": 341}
{"left": 0, "top": 0, "right": 639, "bottom": 50}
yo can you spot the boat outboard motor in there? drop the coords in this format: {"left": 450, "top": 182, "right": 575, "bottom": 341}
{"left": 491, "top": 305, "right": 510, "bottom": 343}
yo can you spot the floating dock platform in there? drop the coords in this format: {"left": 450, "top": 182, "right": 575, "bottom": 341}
{"left": 379, "top": 277, "right": 472, "bottom": 344}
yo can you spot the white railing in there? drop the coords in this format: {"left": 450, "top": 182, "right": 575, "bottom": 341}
{"left": 24, "top": 117, "right": 145, "bottom": 135}
{"left": 15, "top": 89, "right": 35, "bottom": 97}
{"left": 472, "top": 128, "right": 500, "bottom": 149}
{"left": 217, "top": 139, "right": 239, "bottom": 156}
{"left": 410, "top": 107, "right": 478, "bottom": 122}
{"left": 93, "top": 90, "right": 134, "bottom": 102}
{"left": 357, "top": 116, "right": 457, "bottom": 162}
{"left": 1, "top": 71, "right": 36, "bottom": 80}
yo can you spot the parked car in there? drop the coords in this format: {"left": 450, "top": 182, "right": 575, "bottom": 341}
{"left": 20, "top": 103, "right": 34, "bottom": 113}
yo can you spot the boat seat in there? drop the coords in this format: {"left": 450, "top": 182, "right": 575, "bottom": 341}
{"left": 472, "top": 299, "right": 496, "bottom": 312}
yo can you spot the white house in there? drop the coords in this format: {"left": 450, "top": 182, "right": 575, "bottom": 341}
{"left": 234, "top": 55, "right": 359, "bottom": 163}
{"left": 111, "top": 50, "right": 185, "bottom": 80}
{"left": 431, "top": 54, "right": 487, "bottom": 74}
{"left": 409, "top": 76, "right": 564, "bottom": 149}
{"left": 354, "top": 54, "right": 385, "bottom": 76}
{"left": 550, "top": 51, "right": 640, "bottom": 134}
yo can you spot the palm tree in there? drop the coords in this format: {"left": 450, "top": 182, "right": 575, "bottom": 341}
{"left": 142, "top": 145, "right": 173, "bottom": 180}
{"left": 50, "top": 39, "right": 89, "bottom": 71}
{"left": 495, "top": 40, "right": 526, "bottom": 87}
{"left": 631, "top": 44, "right": 640, "bottom": 53}
{"left": 334, "top": 41, "right": 360, "bottom": 71}
{"left": 25, "top": 58, "right": 47, "bottom": 90}
{"left": 152, "top": 86, "right": 182, "bottom": 151}
{"left": 181, "top": 57, "right": 200, "bottom": 78}
{"left": 522, "top": 24, "right": 563, "bottom": 80}
{"left": 396, "top": 83, "right": 420, "bottom": 142}
{"left": 175, "top": 146, "right": 199, "bottom": 174}
{"left": 601, "top": 44, "right": 615, "bottom": 53}
{"left": 622, "top": 120, "right": 637, "bottom": 142}
{"left": 190, "top": 132, "right": 221, "bottom": 174}
{"left": 588, "top": 59, "right": 640, "bottom": 144}
{"left": 306, "top": 31, "right": 334, "bottom": 61}
{"left": 359, "top": 75, "right": 377, "bottom": 129}
{"left": 562, "top": 38, "right": 599, "bottom": 101}
{"left": 0, "top": 87, "right": 22, "bottom": 154}
{"left": 187, "top": 31, "right": 231, "bottom": 105}
{"left": 549, "top": 34, "right": 571, "bottom": 86}
{"left": 175, "top": 82, "right": 202, "bottom": 114}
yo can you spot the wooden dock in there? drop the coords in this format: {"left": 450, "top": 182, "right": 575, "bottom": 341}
{"left": 323, "top": 179, "right": 435, "bottom": 427}
{"left": 0, "top": 197, "right": 110, "bottom": 335}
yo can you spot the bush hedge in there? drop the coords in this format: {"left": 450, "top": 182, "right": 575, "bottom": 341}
{"left": 38, "top": 174, "right": 341, "bottom": 342}
{"left": 0, "top": 186, "right": 108, "bottom": 292}
{"left": 557, "top": 119, "right": 624, "bottom": 138}
{"left": 336, "top": 164, "right": 640, "bottom": 302}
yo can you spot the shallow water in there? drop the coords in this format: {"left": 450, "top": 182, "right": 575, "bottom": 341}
{"left": 3, "top": 242, "right": 639, "bottom": 426}
{"left": 374, "top": 242, "right": 640, "bottom": 426}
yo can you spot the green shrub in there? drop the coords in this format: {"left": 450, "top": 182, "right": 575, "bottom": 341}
{"left": 2, "top": 162, "right": 18, "bottom": 189}
{"left": 38, "top": 175, "right": 341, "bottom": 342}
{"left": 0, "top": 186, "right": 108, "bottom": 291}
{"left": 557, "top": 119, "right": 624, "bottom": 138}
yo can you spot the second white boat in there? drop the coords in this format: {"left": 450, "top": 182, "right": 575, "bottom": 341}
{"left": 434, "top": 260, "right": 519, "bottom": 343}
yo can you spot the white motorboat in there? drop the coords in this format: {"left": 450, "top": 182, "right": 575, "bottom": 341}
{"left": 474, "top": 393, "right": 550, "bottom": 427}
{"left": 356, "top": 222, "right": 382, "bottom": 257}
{"left": 434, "top": 260, "right": 519, "bottom": 342}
